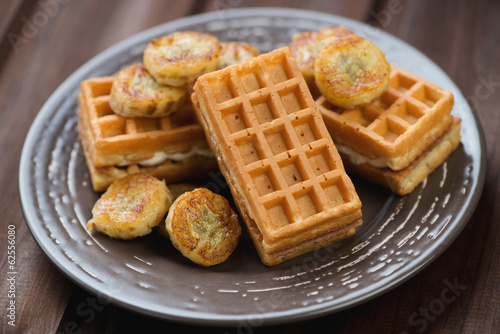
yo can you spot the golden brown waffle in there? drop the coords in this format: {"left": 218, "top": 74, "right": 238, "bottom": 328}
{"left": 317, "top": 65, "right": 455, "bottom": 171}
{"left": 78, "top": 76, "right": 218, "bottom": 192}
{"left": 317, "top": 66, "right": 461, "bottom": 195}
{"left": 341, "top": 116, "right": 461, "bottom": 195}
{"left": 192, "top": 47, "right": 362, "bottom": 266}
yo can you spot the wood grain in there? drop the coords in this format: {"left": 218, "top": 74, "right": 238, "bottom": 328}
{"left": 1, "top": 0, "right": 498, "bottom": 333}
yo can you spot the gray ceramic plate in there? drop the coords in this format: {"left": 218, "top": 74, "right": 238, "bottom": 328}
{"left": 19, "top": 8, "right": 486, "bottom": 327}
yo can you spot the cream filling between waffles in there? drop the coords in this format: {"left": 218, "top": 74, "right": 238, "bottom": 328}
{"left": 116, "top": 146, "right": 215, "bottom": 167}
{"left": 335, "top": 143, "right": 389, "bottom": 168}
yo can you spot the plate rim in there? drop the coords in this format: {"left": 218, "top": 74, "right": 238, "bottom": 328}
{"left": 18, "top": 7, "right": 487, "bottom": 326}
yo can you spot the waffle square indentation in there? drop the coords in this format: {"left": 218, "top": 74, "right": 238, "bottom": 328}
{"left": 278, "top": 85, "right": 308, "bottom": 114}
{"left": 94, "top": 99, "right": 115, "bottom": 118}
{"left": 210, "top": 73, "right": 238, "bottom": 104}
{"left": 392, "top": 72, "right": 417, "bottom": 93}
{"left": 278, "top": 156, "right": 307, "bottom": 187}
{"left": 344, "top": 107, "right": 380, "bottom": 128}
{"left": 294, "top": 188, "right": 320, "bottom": 219}
{"left": 306, "top": 145, "right": 338, "bottom": 176}
{"left": 235, "top": 134, "right": 265, "bottom": 165}
{"left": 264, "top": 198, "right": 291, "bottom": 229}
{"left": 264, "top": 125, "right": 293, "bottom": 155}
{"left": 292, "top": 115, "right": 319, "bottom": 145}
{"left": 266, "top": 56, "right": 292, "bottom": 84}
{"left": 372, "top": 117, "right": 407, "bottom": 143}
{"left": 411, "top": 84, "right": 444, "bottom": 108}
{"left": 221, "top": 103, "right": 250, "bottom": 134}
{"left": 98, "top": 117, "right": 125, "bottom": 138}
{"left": 395, "top": 101, "right": 425, "bottom": 125}
{"left": 239, "top": 70, "right": 266, "bottom": 94}
{"left": 135, "top": 118, "right": 163, "bottom": 133}
{"left": 321, "top": 176, "right": 349, "bottom": 207}
{"left": 374, "top": 90, "right": 400, "bottom": 110}
{"left": 89, "top": 80, "right": 113, "bottom": 98}
{"left": 251, "top": 94, "right": 281, "bottom": 124}
{"left": 249, "top": 165, "right": 280, "bottom": 197}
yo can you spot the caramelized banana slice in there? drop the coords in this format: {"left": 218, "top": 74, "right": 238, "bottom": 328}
{"left": 165, "top": 188, "right": 241, "bottom": 267}
{"left": 217, "top": 41, "right": 260, "bottom": 69}
{"left": 155, "top": 182, "right": 200, "bottom": 238}
{"left": 143, "top": 31, "right": 221, "bottom": 87}
{"left": 289, "top": 26, "right": 354, "bottom": 92}
{"left": 87, "top": 173, "right": 173, "bottom": 240}
{"left": 314, "top": 34, "right": 391, "bottom": 109}
{"left": 109, "top": 63, "right": 187, "bottom": 118}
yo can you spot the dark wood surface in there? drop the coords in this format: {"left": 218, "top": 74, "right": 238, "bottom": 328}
{"left": 1, "top": 0, "right": 498, "bottom": 333}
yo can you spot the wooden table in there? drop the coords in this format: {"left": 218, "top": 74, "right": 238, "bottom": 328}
{"left": 1, "top": 0, "right": 498, "bottom": 333}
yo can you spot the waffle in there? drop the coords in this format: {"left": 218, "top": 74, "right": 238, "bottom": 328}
{"left": 341, "top": 116, "right": 461, "bottom": 195}
{"left": 317, "top": 66, "right": 461, "bottom": 195}
{"left": 192, "top": 47, "right": 363, "bottom": 266}
{"left": 78, "top": 76, "right": 219, "bottom": 192}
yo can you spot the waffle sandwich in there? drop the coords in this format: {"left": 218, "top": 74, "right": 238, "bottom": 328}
{"left": 316, "top": 65, "right": 461, "bottom": 195}
{"left": 192, "top": 47, "right": 363, "bottom": 266}
{"left": 78, "top": 76, "right": 219, "bottom": 192}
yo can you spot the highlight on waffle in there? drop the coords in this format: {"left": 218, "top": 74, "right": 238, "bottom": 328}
{"left": 289, "top": 26, "right": 461, "bottom": 195}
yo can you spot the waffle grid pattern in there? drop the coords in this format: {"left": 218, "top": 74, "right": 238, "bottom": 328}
{"left": 317, "top": 66, "right": 454, "bottom": 157}
{"left": 197, "top": 48, "right": 360, "bottom": 241}
{"left": 80, "top": 77, "right": 204, "bottom": 156}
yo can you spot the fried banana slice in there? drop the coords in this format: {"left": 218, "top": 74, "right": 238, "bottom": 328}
{"left": 289, "top": 26, "right": 354, "bottom": 94}
{"left": 165, "top": 188, "right": 241, "bottom": 267}
{"left": 143, "top": 31, "right": 221, "bottom": 87}
{"left": 217, "top": 41, "right": 260, "bottom": 69}
{"left": 109, "top": 63, "right": 187, "bottom": 118}
{"left": 155, "top": 182, "right": 200, "bottom": 238}
{"left": 87, "top": 173, "right": 173, "bottom": 240}
{"left": 314, "top": 33, "right": 391, "bottom": 109}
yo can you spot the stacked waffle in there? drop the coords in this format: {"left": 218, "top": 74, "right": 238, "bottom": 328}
{"left": 192, "top": 47, "right": 363, "bottom": 266}
{"left": 78, "top": 76, "right": 218, "bottom": 192}
{"left": 316, "top": 66, "right": 461, "bottom": 195}
{"left": 79, "top": 32, "right": 263, "bottom": 192}
{"left": 289, "top": 26, "right": 461, "bottom": 196}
